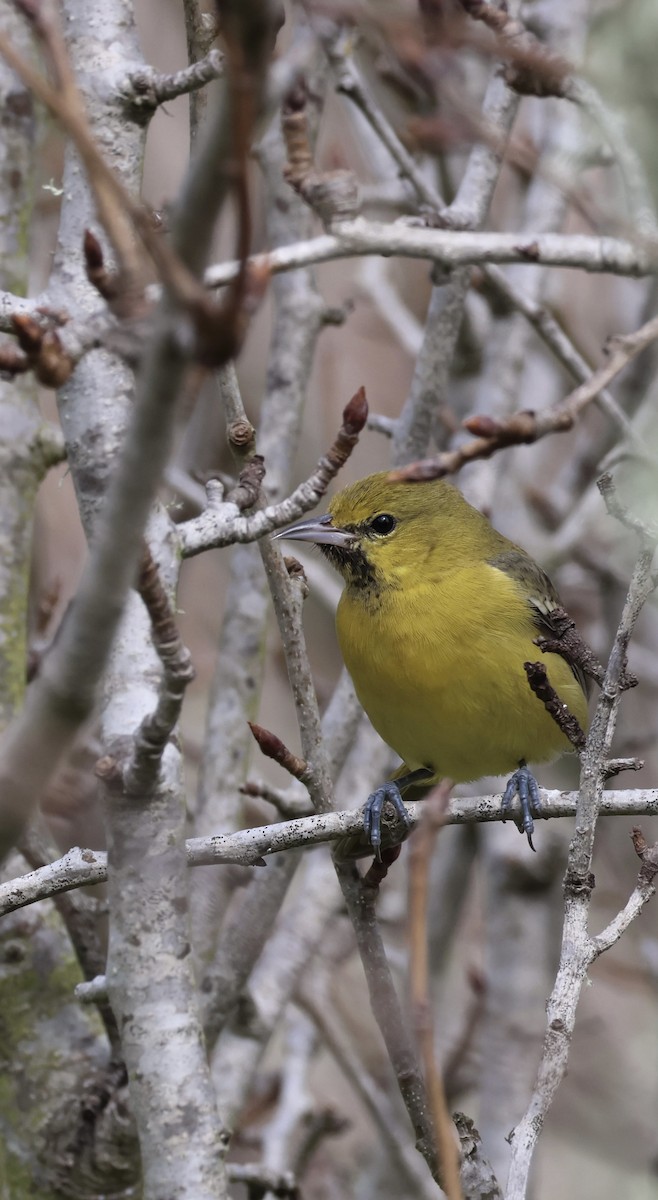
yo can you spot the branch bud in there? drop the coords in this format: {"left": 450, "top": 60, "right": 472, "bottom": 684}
{"left": 342, "top": 386, "right": 368, "bottom": 436}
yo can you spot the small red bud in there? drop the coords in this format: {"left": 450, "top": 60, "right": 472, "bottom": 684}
{"left": 389, "top": 460, "right": 444, "bottom": 483}
{"left": 248, "top": 721, "right": 288, "bottom": 762}
{"left": 463, "top": 414, "right": 501, "bottom": 437}
{"left": 11, "top": 313, "right": 43, "bottom": 353}
{"left": 342, "top": 385, "right": 368, "bottom": 435}
{"left": 83, "top": 228, "right": 104, "bottom": 271}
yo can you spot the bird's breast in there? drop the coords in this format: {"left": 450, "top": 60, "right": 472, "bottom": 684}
{"left": 336, "top": 565, "right": 587, "bottom": 782}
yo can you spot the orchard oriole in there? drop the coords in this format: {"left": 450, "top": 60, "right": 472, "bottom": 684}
{"left": 276, "top": 472, "right": 588, "bottom": 853}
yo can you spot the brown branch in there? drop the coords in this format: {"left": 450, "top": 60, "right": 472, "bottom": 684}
{"left": 407, "top": 783, "right": 463, "bottom": 1200}
{"left": 390, "top": 408, "right": 573, "bottom": 482}
{"left": 523, "top": 662, "right": 587, "bottom": 751}
{"left": 166, "top": 3, "right": 279, "bottom": 370}
{"left": 11, "top": 312, "right": 75, "bottom": 387}
{"left": 248, "top": 721, "right": 311, "bottom": 785}
{"left": 333, "top": 859, "right": 441, "bottom": 1186}
{"left": 630, "top": 827, "right": 658, "bottom": 886}
{"left": 457, "top": 0, "right": 571, "bottom": 99}
{"left": 0, "top": 8, "right": 206, "bottom": 310}
{"left": 136, "top": 546, "right": 185, "bottom": 652}
{"left": 83, "top": 229, "right": 122, "bottom": 304}
{"left": 0, "top": 340, "right": 29, "bottom": 375}
{"left": 3, "top": 300, "right": 148, "bottom": 384}
{"left": 120, "top": 547, "right": 195, "bottom": 796}
{"left": 391, "top": 313, "right": 658, "bottom": 483}
{"left": 282, "top": 79, "right": 360, "bottom": 227}
{"left": 362, "top": 842, "right": 403, "bottom": 887}
{"left": 322, "top": 384, "right": 369, "bottom": 468}
{"left": 521, "top": 588, "right": 639, "bottom": 762}
{"left": 226, "top": 455, "right": 266, "bottom": 511}
{"left": 532, "top": 606, "right": 604, "bottom": 688}
{"left": 186, "top": 11, "right": 260, "bottom": 366}
{"left": 11, "top": 0, "right": 141, "bottom": 289}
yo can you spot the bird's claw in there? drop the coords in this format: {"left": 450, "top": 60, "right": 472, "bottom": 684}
{"left": 502, "top": 763, "right": 542, "bottom": 850}
{"left": 363, "top": 782, "right": 412, "bottom": 860}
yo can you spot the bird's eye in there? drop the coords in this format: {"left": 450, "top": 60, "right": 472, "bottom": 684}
{"left": 369, "top": 513, "right": 397, "bottom": 536}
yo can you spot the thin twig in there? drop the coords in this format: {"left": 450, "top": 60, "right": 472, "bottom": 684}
{"left": 299, "top": 979, "right": 440, "bottom": 1200}
{"left": 407, "top": 785, "right": 464, "bottom": 1199}
{"left": 240, "top": 778, "right": 312, "bottom": 818}
{"left": 392, "top": 313, "right": 658, "bottom": 481}
{"left": 0, "top": 11, "right": 206, "bottom": 308}
{"left": 567, "top": 77, "right": 658, "bottom": 239}
{"left": 248, "top": 722, "right": 310, "bottom": 785}
{"left": 523, "top": 662, "right": 587, "bottom": 750}
{"left": 321, "top": 24, "right": 635, "bottom": 443}
{"left": 178, "top": 386, "right": 368, "bottom": 557}
{"left": 334, "top": 859, "right": 440, "bottom": 1185}
{"left": 324, "top": 27, "right": 448, "bottom": 219}
{"left": 506, "top": 479, "right": 658, "bottom": 1199}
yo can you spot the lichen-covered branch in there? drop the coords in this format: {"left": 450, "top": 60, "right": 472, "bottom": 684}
{"left": 3, "top": 786, "right": 658, "bottom": 917}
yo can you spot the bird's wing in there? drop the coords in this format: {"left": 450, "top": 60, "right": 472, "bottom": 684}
{"left": 488, "top": 549, "right": 590, "bottom": 696}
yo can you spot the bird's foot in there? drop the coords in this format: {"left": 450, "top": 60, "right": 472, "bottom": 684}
{"left": 363, "top": 782, "right": 411, "bottom": 860}
{"left": 363, "top": 767, "right": 434, "bottom": 859}
{"left": 502, "top": 761, "right": 542, "bottom": 850}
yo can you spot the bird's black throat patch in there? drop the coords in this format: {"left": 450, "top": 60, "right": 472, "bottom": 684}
{"left": 319, "top": 541, "right": 380, "bottom": 593}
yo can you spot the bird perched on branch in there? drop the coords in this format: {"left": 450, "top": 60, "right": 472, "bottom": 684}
{"left": 276, "top": 472, "right": 588, "bottom": 854}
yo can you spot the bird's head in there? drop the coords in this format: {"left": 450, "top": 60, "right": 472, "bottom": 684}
{"left": 274, "top": 471, "right": 494, "bottom": 592}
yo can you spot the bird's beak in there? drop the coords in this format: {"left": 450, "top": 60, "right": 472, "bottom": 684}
{"left": 272, "top": 512, "right": 354, "bottom": 548}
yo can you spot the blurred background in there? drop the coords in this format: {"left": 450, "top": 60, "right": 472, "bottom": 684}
{"left": 24, "top": 0, "right": 658, "bottom": 1196}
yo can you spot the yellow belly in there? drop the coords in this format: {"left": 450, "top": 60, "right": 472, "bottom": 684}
{"left": 336, "top": 564, "right": 588, "bottom": 782}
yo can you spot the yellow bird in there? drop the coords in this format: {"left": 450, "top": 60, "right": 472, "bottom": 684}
{"left": 276, "top": 472, "right": 588, "bottom": 853}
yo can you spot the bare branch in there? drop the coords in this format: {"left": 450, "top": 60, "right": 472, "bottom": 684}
{"left": 116, "top": 546, "right": 195, "bottom": 796}
{"left": 507, "top": 484, "right": 658, "bottom": 1198}
{"left": 299, "top": 980, "right": 440, "bottom": 1200}
{"left": 248, "top": 721, "right": 310, "bottom": 785}
{"left": 567, "top": 77, "right": 658, "bottom": 238}
{"left": 205, "top": 223, "right": 654, "bottom": 289}
{"left": 121, "top": 49, "right": 224, "bottom": 112}
{"left": 392, "top": 313, "right": 658, "bottom": 481}
{"left": 0, "top": 0, "right": 273, "bottom": 858}
{"left": 407, "top": 786, "right": 464, "bottom": 1198}
{"left": 227, "top": 1162, "right": 298, "bottom": 1196}
{"left": 324, "top": 26, "right": 447, "bottom": 217}
{"left": 454, "top": 1114, "right": 503, "bottom": 1200}
{"left": 321, "top": 30, "right": 636, "bottom": 443}
{"left": 334, "top": 859, "right": 440, "bottom": 1186}
{"left": 178, "top": 386, "right": 368, "bottom": 557}
{"left": 4, "top": 788, "right": 658, "bottom": 917}
{"left": 0, "top": 7, "right": 211, "bottom": 309}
